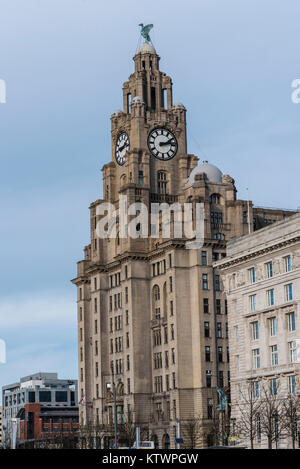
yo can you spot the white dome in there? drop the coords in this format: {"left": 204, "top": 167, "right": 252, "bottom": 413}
{"left": 173, "top": 102, "right": 186, "bottom": 110}
{"left": 136, "top": 42, "right": 156, "bottom": 54}
{"left": 189, "top": 160, "right": 223, "bottom": 184}
{"left": 132, "top": 96, "right": 144, "bottom": 104}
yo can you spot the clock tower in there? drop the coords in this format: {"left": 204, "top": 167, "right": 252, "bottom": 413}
{"left": 103, "top": 41, "right": 198, "bottom": 214}
{"left": 72, "top": 32, "right": 290, "bottom": 448}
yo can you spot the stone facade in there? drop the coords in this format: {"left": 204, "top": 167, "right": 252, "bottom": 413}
{"left": 72, "top": 42, "right": 294, "bottom": 448}
{"left": 216, "top": 213, "right": 300, "bottom": 448}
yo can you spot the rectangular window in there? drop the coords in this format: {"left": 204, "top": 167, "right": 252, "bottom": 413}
{"left": 201, "top": 251, "right": 207, "bottom": 266}
{"left": 289, "top": 341, "right": 297, "bottom": 363}
{"left": 202, "top": 274, "right": 208, "bottom": 290}
{"left": 269, "top": 317, "right": 277, "bottom": 336}
{"left": 171, "top": 324, "right": 175, "bottom": 340}
{"left": 218, "top": 346, "right": 223, "bottom": 362}
{"left": 171, "top": 348, "right": 175, "bottom": 365}
{"left": 288, "top": 312, "right": 296, "bottom": 332}
{"left": 216, "top": 299, "right": 221, "bottom": 314}
{"left": 165, "top": 350, "right": 169, "bottom": 368}
{"left": 203, "top": 298, "right": 209, "bottom": 314}
{"left": 169, "top": 276, "right": 173, "bottom": 293}
{"left": 164, "top": 326, "right": 168, "bottom": 344}
{"left": 289, "top": 375, "right": 296, "bottom": 394}
{"left": 284, "top": 255, "right": 292, "bottom": 272}
{"left": 170, "top": 300, "right": 174, "bottom": 316}
{"left": 285, "top": 284, "right": 293, "bottom": 302}
{"left": 217, "top": 322, "right": 222, "bottom": 338}
{"left": 207, "top": 399, "right": 213, "bottom": 419}
{"left": 166, "top": 375, "right": 170, "bottom": 391}
{"left": 169, "top": 253, "right": 172, "bottom": 268}
{"left": 253, "top": 349, "right": 260, "bottom": 369}
{"left": 252, "top": 321, "right": 259, "bottom": 340}
{"left": 250, "top": 295, "right": 257, "bottom": 311}
{"left": 271, "top": 378, "right": 278, "bottom": 395}
{"left": 271, "top": 345, "right": 278, "bottom": 366}
{"left": 218, "top": 370, "right": 224, "bottom": 388}
{"left": 205, "top": 346, "right": 211, "bottom": 362}
{"left": 138, "top": 170, "right": 143, "bottom": 185}
{"left": 267, "top": 289, "right": 275, "bottom": 306}
{"left": 266, "top": 262, "right": 273, "bottom": 278}
{"left": 249, "top": 267, "right": 256, "bottom": 283}
{"left": 172, "top": 372, "right": 176, "bottom": 389}
{"left": 253, "top": 381, "right": 260, "bottom": 398}
{"left": 206, "top": 370, "right": 212, "bottom": 388}
{"left": 204, "top": 321, "right": 210, "bottom": 338}
{"left": 39, "top": 391, "right": 52, "bottom": 403}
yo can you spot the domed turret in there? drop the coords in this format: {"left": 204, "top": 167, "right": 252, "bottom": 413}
{"left": 188, "top": 160, "right": 223, "bottom": 185}
{"left": 136, "top": 42, "right": 156, "bottom": 54}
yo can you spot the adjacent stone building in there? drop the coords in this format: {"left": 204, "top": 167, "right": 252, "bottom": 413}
{"left": 216, "top": 213, "right": 300, "bottom": 448}
{"left": 0, "top": 406, "right": 2, "bottom": 448}
{"left": 72, "top": 40, "right": 294, "bottom": 448}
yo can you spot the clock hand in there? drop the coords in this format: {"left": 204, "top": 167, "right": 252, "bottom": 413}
{"left": 159, "top": 139, "right": 174, "bottom": 147}
{"left": 119, "top": 143, "right": 129, "bottom": 153}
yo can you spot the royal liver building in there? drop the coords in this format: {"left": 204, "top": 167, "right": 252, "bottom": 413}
{"left": 72, "top": 30, "right": 291, "bottom": 448}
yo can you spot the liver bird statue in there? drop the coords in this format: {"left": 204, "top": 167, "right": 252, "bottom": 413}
{"left": 139, "top": 23, "right": 153, "bottom": 43}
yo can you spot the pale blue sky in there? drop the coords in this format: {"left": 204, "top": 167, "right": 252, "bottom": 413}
{"left": 0, "top": 0, "right": 299, "bottom": 397}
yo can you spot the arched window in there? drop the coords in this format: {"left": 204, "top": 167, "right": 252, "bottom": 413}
{"left": 120, "top": 174, "right": 127, "bottom": 186}
{"left": 117, "top": 382, "right": 124, "bottom": 396}
{"left": 152, "top": 434, "right": 159, "bottom": 449}
{"left": 153, "top": 285, "right": 160, "bottom": 301}
{"left": 152, "top": 285, "right": 161, "bottom": 319}
{"left": 157, "top": 171, "right": 168, "bottom": 194}
{"left": 162, "top": 434, "right": 170, "bottom": 449}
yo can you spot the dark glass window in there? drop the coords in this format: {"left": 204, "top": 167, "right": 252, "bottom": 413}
{"left": 28, "top": 391, "right": 35, "bottom": 403}
{"left": 39, "top": 391, "right": 52, "bottom": 403}
{"left": 55, "top": 391, "right": 68, "bottom": 403}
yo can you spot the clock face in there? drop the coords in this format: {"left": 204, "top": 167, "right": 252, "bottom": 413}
{"left": 115, "top": 132, "right": 130, "bottom": 166}
{"left": 147, "top": 128, "right": 178, "bottom": 160}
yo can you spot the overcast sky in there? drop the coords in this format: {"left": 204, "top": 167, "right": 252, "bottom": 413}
{"left": 0, "top": 0, "right": 299, "bottom": 398}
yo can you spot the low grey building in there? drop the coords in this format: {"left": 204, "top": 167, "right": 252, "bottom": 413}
{"left": 2, "top": 372, "right": 78, "bottom": 447}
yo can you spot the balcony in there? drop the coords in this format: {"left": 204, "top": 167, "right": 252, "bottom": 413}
{"left": 150, "top": 193, "right": 178, "bottom": 204}
{"left": 150, "top": 317, "right": 168, "bottom": 328}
